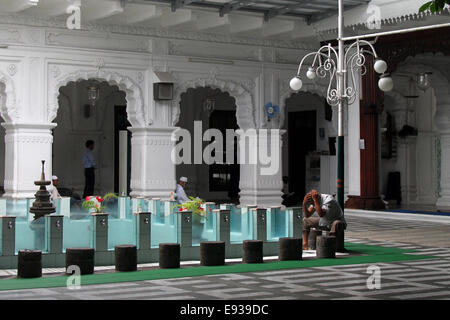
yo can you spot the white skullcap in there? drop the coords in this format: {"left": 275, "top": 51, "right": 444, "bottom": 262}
{"left": 179, "top": 177, "right": 188, "bottom": 182}
{"left": 52, "top": 175, "right": 58, "bottom": 180}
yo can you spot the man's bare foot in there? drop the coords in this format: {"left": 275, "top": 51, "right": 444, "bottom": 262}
{"left": 303, "top": 245, "right": 309, "bottom": 250}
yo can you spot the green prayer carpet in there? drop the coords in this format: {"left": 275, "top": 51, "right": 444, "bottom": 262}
{"left": 0, "top": 243, "right": 437, "bottom": 291}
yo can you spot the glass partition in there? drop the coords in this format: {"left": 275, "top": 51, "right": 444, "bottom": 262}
{"left": 267, "top": 208, "right": 288, "bottom": 241}
{"left": 151, "top": 212, "right": 177, "bottom": 247}
{"left": 230, "top": 207, "right": 252, "bottom": 243}
{"left": 62, "top": 215, "right": 91, "bottom": 250}
{"left": 108, "top": 217, "right": 136, "bottom": 249}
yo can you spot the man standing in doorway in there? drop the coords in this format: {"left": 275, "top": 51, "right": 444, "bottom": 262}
{"left": 82, "top": 140, "right": 97, "bottom": 198}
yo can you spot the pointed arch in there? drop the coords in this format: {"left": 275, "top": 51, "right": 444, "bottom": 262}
{"left": 49, "top": 70, "right": 145, "bottom": 127}
{"left": 171, "top": 77, "right": 255, "bottom": 130}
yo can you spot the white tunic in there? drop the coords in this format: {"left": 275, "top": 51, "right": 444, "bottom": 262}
{"left": 175, "top": 184, "right": 188, "bottom": 204}
{"left": 51, "top": 187, "right": 60, "bottom": 202}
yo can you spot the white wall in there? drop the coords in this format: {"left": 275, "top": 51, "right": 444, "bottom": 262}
{"left": 381, "top": 78, "right": 438, "bottom": 206}
{"left": 0, "top": 16, "right": 326, "bottom": 202}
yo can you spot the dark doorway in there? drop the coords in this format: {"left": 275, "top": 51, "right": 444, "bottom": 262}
{"left": 288, "top": 111, "right": 317, "bottom": 199}
{"left": 208, "top": 110, "right": 240, "bottom": 201}
{"left": 114, "top": 105, "right": 131, "bottom": 195}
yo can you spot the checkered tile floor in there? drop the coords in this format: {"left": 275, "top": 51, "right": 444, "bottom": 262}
{"left": 2, "top": 212, "right": 450, "bottom": 300}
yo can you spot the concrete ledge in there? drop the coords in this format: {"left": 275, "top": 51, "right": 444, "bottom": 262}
{"left": 345, "top": 209, "right": 450, "bottom": 224}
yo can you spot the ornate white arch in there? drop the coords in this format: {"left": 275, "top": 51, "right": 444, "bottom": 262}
{"left": 0, "top": 70, "right": 18, "bottom": 123}
{"left": 279, "top": 81, "right": 328, "bottom": 128}
{"left": 171, "top": 77, "right": 255, "bottom": 130}
{"left": 394, "top": 60, "right": 450, "bottom": 132}
{"left": 49, "top": 70, "right": 146, "bottom": 127}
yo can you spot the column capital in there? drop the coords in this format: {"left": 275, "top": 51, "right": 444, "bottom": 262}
{"left": 1, "top": 122, "right": 57, "bottom": 131}
{"left": 127, "top": 126, "right": 178, "bottom": 135}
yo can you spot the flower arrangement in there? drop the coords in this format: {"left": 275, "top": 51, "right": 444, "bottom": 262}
{"left": 82, "top": 193, "right": 118, "bottom": 213}
{"left": 174, "top": 196, "right": 207, "bottom": 217}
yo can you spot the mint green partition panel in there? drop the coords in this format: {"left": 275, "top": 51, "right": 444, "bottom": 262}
{"left": 63, "top": 216, "right": 91, "bottom": 250}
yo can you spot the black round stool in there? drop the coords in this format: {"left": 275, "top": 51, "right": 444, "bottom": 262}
{"left": 316, "top": 236, "right": 336, "bottom": 258}
{"left": 115, "top": 245, "right": 137, "bottom": 272}
{"left": 159, "top": 243, "right": 180, "bottom": 269}
{"left": 308, "top": 229, "right": 322, "bottom": 250}
{"left": 17, "top": 250, "right": 42, "bottom": 278}
{"left": 66, "top": 248, "right": 95, "bottom": 275}
{"left": 279, "top": 237, "right": 302, "bottom": 261}
{"left": 243, "top": 240, "right": 263, "bottom": 264}
{"left": 200, "top": 241, "right": 225, "bottom": 266}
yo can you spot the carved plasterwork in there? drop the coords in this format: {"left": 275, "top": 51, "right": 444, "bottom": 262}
{"left": 49, "top": 68, "right": 146, "bottom": 127}
{"left": 0, "top": 70, "right": 18, "bottom": 122}
{"left": 278, "top": 79, "right": 328, "bottom": 128}
{"left": 0, "top": 13, "right": 316, "bottom": 51}
{"left": 171, "top": 75, "right": 256, "bottom": 130}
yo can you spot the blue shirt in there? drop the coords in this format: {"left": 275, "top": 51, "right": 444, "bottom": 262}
{"left": 82, "top": 149, "right": 96, "bottom": 169}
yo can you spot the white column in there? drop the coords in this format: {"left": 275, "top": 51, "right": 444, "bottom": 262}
{"left": 237, "top": 129, "right": 284, "bottom": 207}
{"left": 2, "top": 123, "right": 56, "bottom": 199}
{"left": 436, "top": 93, "right": 450, "bottom": 210}
{"left": 347, "top": 89, "right": 360, "bottom": 197}
{"left": 128, "top": 127, "right": 177, "bottom": 199}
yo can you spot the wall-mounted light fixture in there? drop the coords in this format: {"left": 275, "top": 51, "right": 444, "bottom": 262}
{"left": 87, "top": 81, "right": 100, "bottom": 107}
{"left": 417, "top": 72, "right": 432, "bottom": 91}
{"left": 203, "top": 97, "right": 216, "bottom": 115}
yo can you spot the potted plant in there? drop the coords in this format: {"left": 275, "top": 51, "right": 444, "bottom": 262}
{"left": 82, "top": 193, "right": 118, "bottom": 214}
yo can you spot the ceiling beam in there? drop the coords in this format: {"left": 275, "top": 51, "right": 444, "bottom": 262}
{"left": 229, "top": 15, "right": 263, "bottom": 34}
{"left": 1, "top": 0, "right": 39, "bottom": 13}
{"left": 83, "top": 0, "right": 124, "bottom": 22}
{"left": 196, "top": 12, "right": 230, "bottom": 31}
{"left": 262, "top": 19, "right": 295, "bottom": 38}
{"left": 219, "top": 0, "right": 254, "bottom": 17}
{"left": 26, "top": 0, "right": 70, "bottom": 16}
{"left": 160, "top": 8, "right": 195, "bottom": 28}
{"left": 171, "top": 0, "right": 195, "bottom": 12}
{"left": 124, "top": 3, "right": 165, "bottom": 24}
{"left": 264, "top": 0, "right": 312, "bottom": 21}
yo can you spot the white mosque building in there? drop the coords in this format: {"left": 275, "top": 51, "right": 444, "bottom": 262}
{"left": 0, "top": 0, "right": 449, "bottom": 211}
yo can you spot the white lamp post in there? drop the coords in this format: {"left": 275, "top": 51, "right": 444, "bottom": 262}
{"left": 290, "top": 0, "right": 392, "bottom": 210}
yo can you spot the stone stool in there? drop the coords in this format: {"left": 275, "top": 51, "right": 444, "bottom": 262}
{"left": 243, "top": 240, "right": 263, "bottom": 264}
{"left": 200, "top": 241, "right": 225, "bottom": 266}
{"left": 278, "top": 237, "right": 302, "bottom": 261}
{"left": 115, "top": 245, "right": 137, "bottom": 272}
{"left": 316, "top": 236, "right": 336, "bottom": 258}
{"left": 308, "top": 229, "right": 322, "bottom": 250}
{"left": 66, "top": 248, "right": 95, "bottom": 275}
{"left": 17, "top": 250, "right": 42, "bottom": 278}
{"left": 159, "top": 243, "right": 180, "bottom": 269}
{"left": 331, "top": 220, "right": 345, "bottom": 252}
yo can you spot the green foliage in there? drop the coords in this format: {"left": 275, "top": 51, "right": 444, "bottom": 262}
{"left": 419, "top": 0, "right": 449, "bottom": 12}
{"left": 82, "top": 193, "right": 118, "bottom": 213}
{"left": 173, "top": 197, "right": 207, "bottom": 217}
